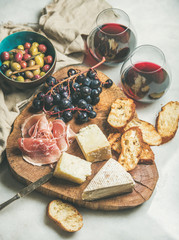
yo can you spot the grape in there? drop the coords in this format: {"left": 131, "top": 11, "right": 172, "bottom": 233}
{"left": 92, "top": 96, "right": 100, "bottom": 105}
{"left": 73, "top": 82, "right": 80, "bottom": 89}
{"left": 91, "top": 89, "right": 99, "bottom": 97}
{"left": 56, "top": 116, "right": 65, "bottom": 122}
{"left": 87, "top": 69, "right": 97, "bottom": 78}
{"left": 33, "top": 99, "right": 42, "bottom": 110}
{"left": 67, "top": 68, "right": 76, "bottom": 76}
{"left": 86, "top": 104, "right": 93, "bottom": 112}
{"left": 61, "top": 91, "right": 69, "bottom": 99}
{"left": 72, "top": 92, "right": 80, "bottom": 103}
{"left": 77, "top": 112, "right": 88, "bottom": 123}
{"left": 44, "top": 95, "right": 53, "bottom": 104}
{"left": 76, "top": 74, "right": 85, "bottom": 84}
{"left": 46, "top": 76, "right": 56, "bottom": 86}
{"left": 53, "top": 93, "right": 61, "bottom": 105}
{"left": 97, "top": 87, "right": 102, "bottom": 94}
{"left": 63, "top": 111, "right": 73, "bottom": 122}
{"left": 58, "top": 85, "right": 64, "bottom": 93}
{"left": 53, "top": 106, "right": 60, "bottom": 113}
{"left": 82, "top": 77, "right": 91, "bottom": 87}
{"left": 88, "top": 110, "right": 97, "bottom": 119}
{"left": 90, "top": 79, "right": 101, "bottom": 89}
{"left": 37, "top": 91, "right": 45, "bottom": 100}
{"left": 60, "top": 98, "right": 71, "bottom": 109}
{"left": 85, "top": 95, "right": 92, "bottom": 104}
{"left": 103, "top": 79, "right": 113, "bottom": 88}
{"left": 78, "top": 99, "right": 88, "bottom": 109}
{"left": 81, "top": 86, "right": 92, "bottom": 97}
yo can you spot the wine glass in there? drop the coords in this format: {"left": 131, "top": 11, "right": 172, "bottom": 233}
{"left": 87, "top": 8, "right": 137, "bottom": 65}
{"left": 120, "top": 45, "right": 171, "bottom": 102}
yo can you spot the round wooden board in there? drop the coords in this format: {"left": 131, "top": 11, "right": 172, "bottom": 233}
{"left": 6, "top": 66, "right": 159, "bottom": 211}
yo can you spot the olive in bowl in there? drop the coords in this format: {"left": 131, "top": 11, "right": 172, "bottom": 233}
{"left": 0, "top": 31, "right": 56, "bottom": 89}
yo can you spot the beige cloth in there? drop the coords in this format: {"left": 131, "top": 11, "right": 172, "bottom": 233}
{"left": 0, "top": 0, "right": 111, "bottom": 163}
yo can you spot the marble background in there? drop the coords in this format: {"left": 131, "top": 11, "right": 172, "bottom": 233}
{"left": 0, "top": 0, "right": 179, "bottom": 239}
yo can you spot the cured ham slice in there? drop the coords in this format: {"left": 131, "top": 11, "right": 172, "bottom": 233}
{"left": 18, "top": 138, "right": 61, "bottom": 166}
{"left": 18, "top": 114, "right": 76, "bottom": 166}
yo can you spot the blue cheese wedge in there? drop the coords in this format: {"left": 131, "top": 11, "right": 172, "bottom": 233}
{"left": 76, "top": 124, "right": 112, "bottom": 162}
{"left": 53, "top": 152, "right": 92, "bottom": 184}
{"left": 82, "top": 158, "right": 135, "bottom": 201}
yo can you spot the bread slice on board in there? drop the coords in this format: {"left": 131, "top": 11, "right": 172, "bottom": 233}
{"left": 108, "top": 132, "right": 122, "bottom": 154}
{"left": 118, "top": 127, "right": 143, "bottom": 171}
{"left": 139, "top": 143, "right": 155, "bottom": 164}
{"left": 124, "top": 118, "right": 162, "bottom": 146}
{"left": 107, "top": 98, "right": 136, "bottom": 130}
{"left": 47, "top": 200, "right": 83, "bottom": 232}
{"left": 156, "top": 101, "right": 179, "bottom": 143}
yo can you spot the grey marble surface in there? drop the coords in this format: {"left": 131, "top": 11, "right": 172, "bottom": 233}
{"left": 0, "top": 0, "right": 179, "bottom": 240}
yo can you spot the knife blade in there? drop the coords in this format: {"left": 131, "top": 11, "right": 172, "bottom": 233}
{"left": 0, "top": 171, "right": 53, "bottom": 211}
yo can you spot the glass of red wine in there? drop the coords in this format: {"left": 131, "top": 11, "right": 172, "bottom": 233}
{"left": 87, "top": 8, "right": 137, "bottom": 65}
{"left": 120, "top": 45, "right": 171, "bottom": 102}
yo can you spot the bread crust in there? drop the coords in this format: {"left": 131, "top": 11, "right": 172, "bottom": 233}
{"left": 139, "top": 143, "right": 154, "bottom": 164}
{"left": 118, "top": 127, "right": 143, "bottom": 171}
{"left": 107, "top": 98, "right": 136, "bottom": 130}
{"left": 124, "top": 118, "right": 162, "bottom": 146}
{"left": 156, "top": 101, "right": 179, "bottom": 144}
{"left": 47, "top": 200, "right": 83, "bottom": 232}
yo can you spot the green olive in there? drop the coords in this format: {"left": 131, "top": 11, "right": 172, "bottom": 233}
{"left": 16, "top": 76, "right": 24, "bottom": 82}
{"left": 32, "top": 42, "right": 39, "bottom": 48}
{"left": 33, "top": 69, "right": 40, "bottom": 75}
{"left": 25, "top": 71, "right": 34, "bottom": 79}
{"left": 11, "top": 62, "right": 21, "bottom": 71}
{"left": 40, "top": 71, "right": 46, "bottom": 77}
{"left": 29, "top": 46, "right": 38, "bottom": 56}
{"left": 34, "top": 55, "right": 44, "bottom": 68}
{"left": 3, "top": 61, "right": 10, "bottom": 67}
{"left": 5, "top": 69, "right": 13, "bottom": 77}
{"left": 39, "top": 53, "right": 45, "bottom": 58}
{"left": 17, "top": 45, "right": 24, "bottom": 50}
{"left": 11, "top": 75, "right": 17, "bottom": 80}
{"left": 28, "top": 60, "right": 35, "bottom": 67}
{"left": 9, "top": 52, "right": 14, "bottom": 60}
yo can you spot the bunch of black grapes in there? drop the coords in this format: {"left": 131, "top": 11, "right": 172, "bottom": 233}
{"left": 33, "top": 68, "right": 113, "bottom": 123}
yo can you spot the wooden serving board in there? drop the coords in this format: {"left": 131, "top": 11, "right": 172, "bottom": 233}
{"left": 6, "top": 66, "right": 159, "bottom": 211}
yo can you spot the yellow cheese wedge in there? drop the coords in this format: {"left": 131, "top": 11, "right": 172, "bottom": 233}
{"left": 54, "top": 152, "right": 92, "bottom": 184}
{"left": 76, "top": 124, "right": 112, "bottom": 162}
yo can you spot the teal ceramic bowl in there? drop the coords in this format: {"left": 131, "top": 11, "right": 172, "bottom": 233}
{"left": 0, "top": 31, "right": 56, "bottom": 89}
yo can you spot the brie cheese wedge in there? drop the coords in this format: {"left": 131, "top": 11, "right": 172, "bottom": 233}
{"left": 82, "top": 158, "right": 135, "bottom": 201}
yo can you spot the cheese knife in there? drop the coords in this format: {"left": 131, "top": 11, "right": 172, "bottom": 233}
{"left": 0, "top": 172, "right": 53, "bottom": 211}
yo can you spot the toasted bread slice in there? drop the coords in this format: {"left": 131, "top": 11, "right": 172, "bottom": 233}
{"left": 108, "top": 132, "right": 122, "bottom": 154}
{"left": 124, "top": 118, "right": 162, "bottom": 146}
{"left": 47, "top": 200, "right": 83, "bottom": 232}
{"left": 118, "top": 127, "right": 143, "bottom": 171}
{"left": 139, "top": 143, "right": 155, "bottom": 164}
{"left": 107, "top": 98, "right": 136, "bottom": 129}
{"left": 156, "top": 101, "right": 179, "bottom": 143}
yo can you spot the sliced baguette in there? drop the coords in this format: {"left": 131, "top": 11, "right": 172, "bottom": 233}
{"left": 47, "top": 200, "right": 83, "bottom": 232}
{"left": 156, "top": 101, "right": 179, "bottom": 143}
{"left": 124, "top": 118, "right": 162, "bottom": 146}
{"left": 107, "top": 98, "right": 136, "bottom": 130}
{"left": 118, "top": 127, "right": 143, "bottom": 171}
{"left": 139, "top": 143, "right": 154, "bottom": 164}
{"left": 108, "top": 132, "right": 122, "bottom": 154}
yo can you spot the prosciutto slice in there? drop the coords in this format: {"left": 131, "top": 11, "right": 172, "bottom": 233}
{"left": 18, "top": 114, "right": 76, "bottom": 166}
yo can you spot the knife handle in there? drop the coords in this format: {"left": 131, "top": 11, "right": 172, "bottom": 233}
{"left": 0, "top": 194, "right": 20, "bottom": 211}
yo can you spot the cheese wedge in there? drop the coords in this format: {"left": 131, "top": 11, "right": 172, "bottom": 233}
{"left": 82, "top": 158, "right": 135, "bottom": 201}
{"left": 54, "top": 152, "right": 92, "bottom": 184}
{"left": 76, "top": 124, "right": 112, "bottom": 162}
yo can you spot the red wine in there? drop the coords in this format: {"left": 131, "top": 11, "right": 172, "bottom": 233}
{"left": 121, "top": 62, "right": 170, "bottom": 101}
{"left": 88, "top": 23, "right": 136, "bottom": 65}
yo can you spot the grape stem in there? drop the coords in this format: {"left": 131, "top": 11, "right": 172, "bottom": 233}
{"left": 46, "top": 57, "right": 106, "bottom": 95}
{"left": 43, "top": 106, "right": 90, "bottom": 116}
